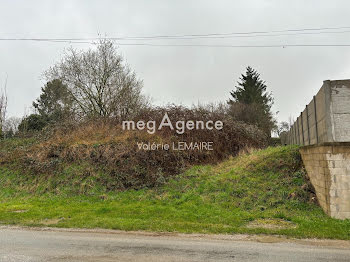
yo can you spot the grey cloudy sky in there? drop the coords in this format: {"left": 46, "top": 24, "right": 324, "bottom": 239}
{"left": 1, "top": 0, "right": 350, "bottom": 122}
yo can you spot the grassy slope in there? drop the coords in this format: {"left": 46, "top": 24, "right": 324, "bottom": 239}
{"left": 0, "top": 140, "right": 350, "bottom": 239}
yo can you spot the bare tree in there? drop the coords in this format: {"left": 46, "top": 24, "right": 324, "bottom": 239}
{"left": 0, "top": 81, "right": 7, "bottom": 137}
{"left": 3, "top": 116, "right": 21, "bottom": 137}
{"left": 273, "top": 121, "right": 290, "bottom": 137}
{"left": 288, "top": 116, "right": 295, "bottom": 128}
{"left": 45, "top": 39, "right": 149, "bottom": 120}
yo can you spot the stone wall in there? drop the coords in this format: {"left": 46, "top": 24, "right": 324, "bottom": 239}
{"left": 300, "top": 143, "right": 350, "bottom": 219}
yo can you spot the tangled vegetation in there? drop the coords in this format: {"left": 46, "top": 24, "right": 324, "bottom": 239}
{"left": 0, "top": 105, "right": 268, "bottom": 191}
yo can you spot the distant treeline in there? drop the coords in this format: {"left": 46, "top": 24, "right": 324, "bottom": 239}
{"left": 1, "top": 39, "right": 279, "bottom": 140}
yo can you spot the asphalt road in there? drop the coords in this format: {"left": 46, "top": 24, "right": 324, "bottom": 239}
{"left": 0, "top": 227, "right": 350, "bottom": 262}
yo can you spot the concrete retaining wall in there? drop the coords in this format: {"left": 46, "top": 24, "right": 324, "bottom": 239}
{"left": 288, "top": 79, "right": 350, "bottom": 219}
{"left": 287, "top": 80, "right": 350, "bottom": 145}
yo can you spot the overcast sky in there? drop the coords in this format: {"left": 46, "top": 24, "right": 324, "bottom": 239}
{"left": 1, "top": 0, "right": 350, "bottom": 122}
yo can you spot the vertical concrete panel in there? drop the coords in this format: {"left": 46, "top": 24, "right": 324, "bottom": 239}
{"left": 330, "top": 81, "right": 350, "bottom": 142}
{"left": 324, "top": 81, "right": 334, "bottom": 143}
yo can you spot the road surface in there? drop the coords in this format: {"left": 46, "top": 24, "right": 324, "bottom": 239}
{"left": 0, "top": 226, "right": 350, "bottom": 261}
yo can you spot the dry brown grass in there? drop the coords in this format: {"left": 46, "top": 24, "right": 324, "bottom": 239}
{"left": 8, "top": 106, "right": 269, "bottom": 190}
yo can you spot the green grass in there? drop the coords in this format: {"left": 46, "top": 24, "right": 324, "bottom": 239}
{"left": 0, "top": 145, "right": 350, "bottom": 239}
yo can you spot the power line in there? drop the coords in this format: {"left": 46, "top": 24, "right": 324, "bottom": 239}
{"left": 1, "top": 26, "right": 350, "bottom": 47}
{"left": 1, "top": 39, "right": 350, "bottom": 48}
{"left": 1, "top": 26, "right": 350, "bottom": 42}
{"left": 117, "top": 43, "right": 350, "bottom": 48}
{"left": 108, "top": 26, "right": 350, "bottom": 40}
{"left": 120, "top": 30, "right": 350, "bottom": 40}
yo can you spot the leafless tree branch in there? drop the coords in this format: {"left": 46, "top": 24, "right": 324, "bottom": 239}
{"left": 45, "top": 39, "right": 149, "bottom": 120}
